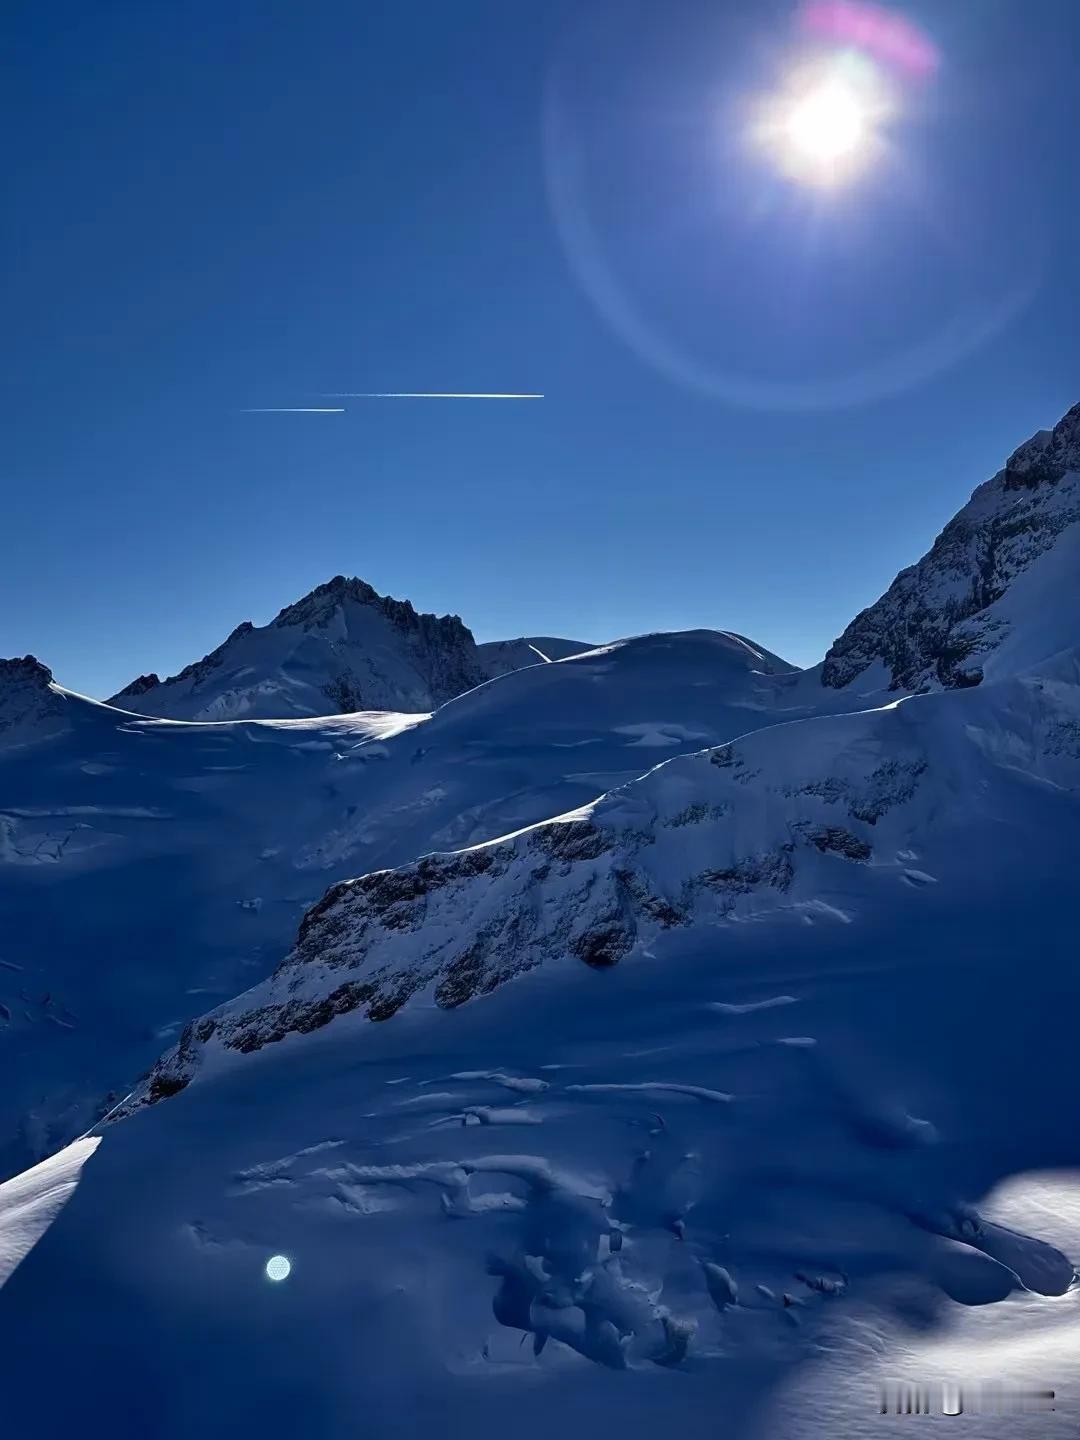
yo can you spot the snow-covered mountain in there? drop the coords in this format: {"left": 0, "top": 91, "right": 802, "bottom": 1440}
{"left": 109, "top": 575, "right": 488, "bottom": 719}
{"left": 128, "top": 634, "right": 1080, "bottom": 1106}
{"left": 0, "top": 657, "right": 67, "bottom": 746}
{"left": 0, "top": 627, "right": 799, "bottom": 1175}
{"left": 477, "top": 637, "right": 598, "bottom": 677}
{"left": 125, "top": 402, "right": 1080, "bottom": 1087}
{"left": 3, "top": 405, "right": 1080, "bottom": 1439}
{"left": 822, "top": 402, "right": 1080, "bottom": 692}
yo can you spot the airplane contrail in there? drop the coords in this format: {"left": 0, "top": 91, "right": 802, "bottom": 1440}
{"left": 242, "top": 407, "right": 345, "bottom": 413}
{"left": 320, "top": 392, "right": 544, "bottom": 400}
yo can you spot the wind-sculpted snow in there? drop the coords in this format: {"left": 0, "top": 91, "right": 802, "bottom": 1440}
{"left": 822, "top": 402, "right": 1080, "bottom": 693}
{"left": 127, "top": 668, "right": 1080, "bottom": 1106}
{"left": 0, "top": 1136, "right": 100, "bottom": 1288}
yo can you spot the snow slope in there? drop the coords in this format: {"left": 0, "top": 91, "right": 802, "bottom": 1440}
{"left": 109, "top": 575, "right": 487, "bottom": 719}
{"left": 128, "top": 660, "right": 1080, "bottom": 1102}
{"left": 477, "top": 637, "right": 598, "bottom": 677}
{"left": 0, "top": 627, "right": 801, "bottom": 1176}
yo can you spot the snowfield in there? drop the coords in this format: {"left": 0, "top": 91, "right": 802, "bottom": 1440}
{"left": 2, "top": 404, "right": 1080, "bottom": 1438}
{"left": 0, "top": 628, "right": 804, "bottom": 1175}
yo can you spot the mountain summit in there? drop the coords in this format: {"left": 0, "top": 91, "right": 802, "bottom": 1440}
{"left": 822, "top": 403, "right": 1080, "bottom": 692}
{"left": 109, "top": 575, "right": 488, "bottom": 720}
{"left": 0, "top": 656, "right": 65, "bottom": 745}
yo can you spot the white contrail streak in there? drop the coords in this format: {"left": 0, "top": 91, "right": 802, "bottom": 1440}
{"left": 321, "top": 392, "right": 544, "bottom": 400}
{"left": 242, "top": 407, "right": 345, "bottom": 413}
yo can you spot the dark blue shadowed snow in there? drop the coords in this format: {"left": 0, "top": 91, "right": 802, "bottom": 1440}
{"left": 1, "top": 807, "right": 1078, "bottom": 1439}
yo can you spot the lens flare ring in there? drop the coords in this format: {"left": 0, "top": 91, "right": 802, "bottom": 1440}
{"left": 541, "top": 4, "right": 1040, "bottom": 413}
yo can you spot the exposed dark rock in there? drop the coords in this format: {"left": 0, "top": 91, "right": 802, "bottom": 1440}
{"left": 146, "top": 1071, "right": 190, "bottom": 1102}
{"left": 822, "top": 402, "right": 1080, "bottom": 692}
{"left": 791, "top": 759, "right": 925, "bottom": 824}
{"left": 807, "top": 827, "right": 872, "bottom": 861}
{"left": 535, "top": 819, "right": 610, "bottom": 863}
{"left": 0, "top": 655, "right": 64, "bottom": 737}
{"left": 572, "top": 924, "right": 633, "bottom": 969}
{"left": 701, "top": 848, "right": 795, "bottom": 898}
{"left": 434, "top": 943, "right": 487, "bottom": 1009}
{"left": 109, "top": 673, "right": 161, "bottom": 701}
{"left": 1004, "top": 402, "right": 1080, "bottom": 489}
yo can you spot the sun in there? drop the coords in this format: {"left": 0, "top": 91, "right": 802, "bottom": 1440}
{"left": 784, "top": 79, "right": 867, "bottom": 164}
{"left": 755, "top": 54, "right": 892, "bottom": 187}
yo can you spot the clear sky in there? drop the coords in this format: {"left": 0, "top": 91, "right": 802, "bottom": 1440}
{"left": 5, "top": 0, "right": 1080, "bottom": 699}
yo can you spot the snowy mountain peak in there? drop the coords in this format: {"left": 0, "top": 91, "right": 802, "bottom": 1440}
{"left": 1004, "top": 400, "right": 1080, "bottom": 488}
{"left": 106, "top": 577, "right": 487, "bottom": 721}
{"left": 0, "top": 655, "right": 64, "bottom": 743}
{"left": 108, "top": 672, "right": 161, "bottom": 703}
{"left": 0, "top": 654, "right": 53, "bottom": 689}
{"left": 822, "top": 400, "right": 1080, "bottom": 693}
{"left": 269, "top": 575, "right": 472, "bottom": 646}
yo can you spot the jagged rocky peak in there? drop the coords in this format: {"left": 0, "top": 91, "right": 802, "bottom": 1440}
{"left": 273, "top": 574, "right": 476, "bottom": 648}
{"left": 274, "top": 574, "right": 383, "bottom": 626}
{"left": 110, "top": 672, "right": 161, "bottom": 702}
{"left": 106, "top": 576, "right": 487, "bottom": 721}
{"left": 0, "top": 654, "right": 54, "bottom": 689}
{"left": 1004, "top": 401, "right": 1080, "bottom": 489}
{"left": 0, "top": 655, "right": 65, "bottom": 740}
{"left": 822, "top": 401, "right": 1080, "bottom": 693}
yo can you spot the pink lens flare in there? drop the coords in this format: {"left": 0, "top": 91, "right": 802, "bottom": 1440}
{"left": 801, "top": 0, "right": 940, "bottom": 79}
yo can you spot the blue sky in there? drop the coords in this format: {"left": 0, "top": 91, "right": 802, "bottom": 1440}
{"left": 5, "top": 0, "right": 1080, "bottom": 698}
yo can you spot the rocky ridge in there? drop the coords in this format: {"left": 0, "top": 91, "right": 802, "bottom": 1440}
{"left": 107, "top": 575, "right": 487, "bottom": 719}
{"left": 822, "top": 403, "right": 1080, "bottom": 692}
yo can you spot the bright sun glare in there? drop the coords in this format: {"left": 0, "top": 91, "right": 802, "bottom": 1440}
{"left": 784, "top": 80, "right": 866, "bottom": 162}
{"left": 757, "top": 53, "right": 891, "bottom": 187}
